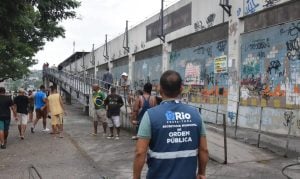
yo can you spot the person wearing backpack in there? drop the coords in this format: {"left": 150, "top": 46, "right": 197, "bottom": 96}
{"left": 131, "top": 83, "right": 157, "bottom": 140}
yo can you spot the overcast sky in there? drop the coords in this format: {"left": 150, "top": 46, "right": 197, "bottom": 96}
{"left": 32, "top": 0, "right": 180, "bottom": 70}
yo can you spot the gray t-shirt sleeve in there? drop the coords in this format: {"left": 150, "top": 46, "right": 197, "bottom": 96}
{"left": 200, "top": 118, "right": 206, "bottom": 136}
{"left": 137, "top": 112, "right": 151, "bottom": 139}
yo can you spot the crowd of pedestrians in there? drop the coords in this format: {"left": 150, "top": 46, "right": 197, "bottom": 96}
{"left": 0, "top": 84, "right": 66, "bottom": 149}
{"left": 0, "top": 69, "right": 208, "bottom": 178}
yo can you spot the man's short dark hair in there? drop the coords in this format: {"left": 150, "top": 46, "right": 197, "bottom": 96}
{"left": 0, "top": 87, "right": 5, "bottom": 94}
{"left": 40, "top": 85, "right": 45, "bottom": 90}
{"left": 143, "top": 83, "right": 152, "bottom": 94}
{"left": 111, "top": 87, "right": 116, "bottom": 93}
{"left": 50, "top": 85, "right": 57, "bottom": 92}
{"left": 160, "top": 70, "right": 182, "bottom": 98}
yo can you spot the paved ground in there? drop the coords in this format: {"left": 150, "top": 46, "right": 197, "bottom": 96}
{"left": 0, "top": 102, "right": 299, "bottom": 179}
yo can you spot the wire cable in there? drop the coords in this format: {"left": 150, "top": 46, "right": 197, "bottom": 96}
{"left": 281, "top": 162, "right": 300, "bottom": 179}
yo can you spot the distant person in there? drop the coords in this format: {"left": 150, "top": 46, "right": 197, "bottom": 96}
{"left": 13, "top": 88, "right": 29, "bottom": 140}
{"left": 120, "top": 72, "right": 132, "bottom": 105}
{"left": 103, "top": 68, "right": 113, "bottom": 91}
{"left": 31, "top": 85, "right": 49, "bottom": 133}
{"left": 0, "top": 87, "right": 15, "bottom": 149}
{"left": 133, "top": 70, "right": 208, "bottom": 179}
{"left": 104, "top": 87, "right": 124, "bottom": 140}
{"left": 92, "top": 84, "right": 107, "bottom": 136}
{"left": 47, "top": 85, "right": 66, "bottom": 138}
{"left": 131, "top": 83, "right": 157, "bottom": 140}
{"left": 27, "top": 90, "right": 34, "bottom": 123}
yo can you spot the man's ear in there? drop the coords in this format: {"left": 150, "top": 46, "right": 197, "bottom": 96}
{"left": 179, "top": 85, "right": 184, "bottom": 94}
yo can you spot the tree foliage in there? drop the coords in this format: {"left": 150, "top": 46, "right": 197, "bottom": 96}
{"left": 0, "top": 0, "right": 80, "bottom": 82}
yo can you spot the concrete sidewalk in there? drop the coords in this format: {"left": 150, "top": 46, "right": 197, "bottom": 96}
{"left": 0, "top": 102, "right": 299, "bottom": 178}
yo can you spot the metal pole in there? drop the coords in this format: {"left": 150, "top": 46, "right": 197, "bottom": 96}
{"left": 223, "top": 113, "right": 227, "bottom": 164}
{"left": 215, "top": 96, "right": 220, "bottom": 124}
{"left": 234, "top": 101, "right": 240, "bottom": 138}
{"left": 234, "top": 87, "right": 241, "bottom": 138}
{"left": 123, "top": 87, "right": 128, "bottom": 119}
{"left": 161, "top": 0, "right": 164, "bottom": 37}
{"left": 93, "top": 44, "right": 96, "bottom": 80}
{"left": 257, "top": 106, "right": 263, "bottom": 148}
{"left": 284, "top": 111, "right": 294, "bottom": 158}
{"left": 284, "top": 119, "right": 292, "bottom": 158}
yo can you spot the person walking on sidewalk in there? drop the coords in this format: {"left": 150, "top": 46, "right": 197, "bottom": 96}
{"left": 47, "top": 85, "right": 66, "bottom": 138}
{"left": 0, "top": 87, "right": 16, "bottom": 149}
{"left": 92, "top": 84, "right": 107, "bottom": 136}
{"left": 31, "top": 85, "right": 49, "bottom": 133}
{"left": 13, "top": 88, "right": 29, "bottom": 140}
{"left": 131, "top": 82, "right": 157, "bottom": 140}
{"left": 133, "top": 70, "right": 209, "bottom": 179}
{"left": 102, "top": 67, "right": 113, "bottom": 91}
{"left": 104, "top": 87, "right": 124, "bottom": 140}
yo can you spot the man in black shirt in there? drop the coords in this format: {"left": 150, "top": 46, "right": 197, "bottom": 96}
{"left": 14, "top": 88, "right": 29, "bottom": 139}
{"left": 104, "top": 87, "right": 124, "bottom": 139}
{"left": 0, "top": 87, "right": 15, "bottom": 149}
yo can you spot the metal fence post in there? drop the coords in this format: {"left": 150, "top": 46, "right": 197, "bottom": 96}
{"left": 257, "top": 106, "right": 263, "bottom": 148}
{"left": 223, "top": 113, "right": 227, "bottom": 164}
{"left": 234, "top": 101, "right": 240, "bottom": 138}
{"left": 284, "top": 111, "right": 294, "bottom": 158}
{"left": 215, "top": 96, "right": 220, "bottom": 124}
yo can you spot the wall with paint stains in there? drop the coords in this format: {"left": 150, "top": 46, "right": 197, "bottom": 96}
{"left": 132, "top": 55, "right": 162, "bottom": 90}
{"left": 169, "top": 39, "right": 228, "bottom": 97}
{"left": 240, "top": 20, "right": 300, "bottom": 108}
{"left": 243, "top": 0, "right": 291, "bottom": 16}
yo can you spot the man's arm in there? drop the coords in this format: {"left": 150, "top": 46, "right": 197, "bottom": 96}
{"left": 133, "top": 138, "right": 150, "bottom": 179}
{"left": 197, "top": 136, "right": 209, "bottom": 179}
{"left": 131, "top": 97, "right": 140, "bottom": 124}
{"left": 118, "top": 96, "right": 124, "bottom": 107}
{"left": 59, "top": 96, "right": 65, "bottom": 114}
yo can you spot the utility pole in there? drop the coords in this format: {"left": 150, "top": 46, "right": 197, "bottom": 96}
{"left": 158, "top": 0, "right": 165, "bottom": 42}
{"left": 123, "top": 20, "right": 130, "bottom": 53}
{"left": 93, "top": 44, "right": 96, "bottom": 79}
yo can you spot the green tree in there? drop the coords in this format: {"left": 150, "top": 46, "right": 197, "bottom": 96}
{"left": 0, "top": 0, "right": 80, "bottom": 82}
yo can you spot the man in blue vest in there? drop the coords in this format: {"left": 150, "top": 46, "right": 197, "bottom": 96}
{"left": 133, "top": 70, "right": 208, "bottom": 179}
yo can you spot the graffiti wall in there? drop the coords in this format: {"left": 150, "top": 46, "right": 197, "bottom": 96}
{"left": 243, "top": 0, "right": 290, "bottom": 15}
{"left": 241, "top": 20, "right": 300, "bottom": 108}
{"left": 132, "top": 56, "right": 162, "bottom": 91}
{"left": 111, "top": 58, "right": 129, "bottom": 86}
{"left": 169, "top": 39, "right": 228, "bottom": 103}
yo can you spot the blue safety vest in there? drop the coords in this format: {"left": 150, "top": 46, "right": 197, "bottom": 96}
{"left": 146, "top": 100, "right": 202, "bottom": 179}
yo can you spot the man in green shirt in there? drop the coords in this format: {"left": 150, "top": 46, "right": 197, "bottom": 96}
{"left": 92, "top": 84, "right": 107, "bottom": 136}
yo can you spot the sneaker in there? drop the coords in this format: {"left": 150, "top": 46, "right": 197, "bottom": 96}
{"left": 31, "top": 127, "right": 35, "bottom": 133}
{"left": 115, "top": 136, "right": 120, "bottom": 140}
{"left": 106, "top": 135, "right": 113, "bottom": 139}
{"left": 90, "top": 132, "right": 97, "bottom": 136}
{"left": 0, "top": 144, "right": 6, "bottom": 149}
{"left": 42, "top": 128, "right": 50, "bottom": 132}
{"left": 131, "top": 136, "right": 138, "bottom": 140}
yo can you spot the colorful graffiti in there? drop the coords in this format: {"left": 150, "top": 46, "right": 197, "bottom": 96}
{"left": 169, "top": 39, "right": 228, "bottom": 98}
{"left": 241, "top": 20, "right": 300, "bottom": 108}
{"left": 132, "top": 56, "right": 162, "bottom": 91}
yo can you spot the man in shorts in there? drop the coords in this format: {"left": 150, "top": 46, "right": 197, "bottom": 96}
{"left": 47, "top": 85, "right": 65, "bottom": 138}
{"left": 92, "top": 84, "right": 107, "bottom": 136}
{"left": 13, "top": 88, "right": 29, "bottom": 139}
{"left": 31, "top": 85, "right": 49, "bottom": 133}
{"left": 104, "top": 87, "right": 124, "bottom": 140}
{"left": 0, "top": 87, "right": 15, "bottom": 149}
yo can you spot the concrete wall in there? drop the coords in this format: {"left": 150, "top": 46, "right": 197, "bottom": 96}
{"left": 61, "top": 0, "right": 300, "bottom": 136}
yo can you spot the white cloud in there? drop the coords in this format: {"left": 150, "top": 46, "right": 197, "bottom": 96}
{"left": 32, "top": 0, "right": 180, "bottom": 70}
